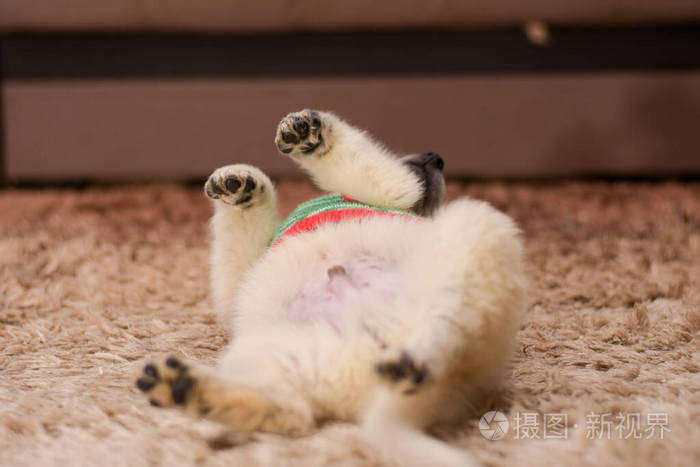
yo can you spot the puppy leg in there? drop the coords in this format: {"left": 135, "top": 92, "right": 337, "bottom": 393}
{"left": 367, "top": 200, "right": 525, "bottom": 466}
{"left": 136, "top": 356, "right": 313, "bottom": 436}
{"left": 362, "top": 389, "right": 479, "bottom": 467}
{"left": 376, "top": 199, "right": 526, "bottom": 397}
{"left": 205, "top": 164, "right": 279, "bottom": 324}
{"left": 274, "top": 109, "right": 423, "bottom": 210}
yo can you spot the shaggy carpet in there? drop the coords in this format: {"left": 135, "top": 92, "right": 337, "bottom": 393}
{"left": 1, "top": 181, "right": 698, "bottom": 467}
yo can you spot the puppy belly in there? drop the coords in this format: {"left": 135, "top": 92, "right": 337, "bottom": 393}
{"left": 283, "top": 256, "right": 399, "bottom": 333}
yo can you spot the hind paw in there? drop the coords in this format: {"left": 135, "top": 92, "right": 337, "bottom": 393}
{"left": 376, "top": 350, "right": 430, "bottom": 395}
{"left": 136, "top": 356, "right": 198, "bottom": 408}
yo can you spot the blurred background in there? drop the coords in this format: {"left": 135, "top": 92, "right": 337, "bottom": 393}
{"left": 0, "top": 0, "right": 699, "bottom": 182}
{"left": 2, "top": 5, "right": 700, "bottom": 466}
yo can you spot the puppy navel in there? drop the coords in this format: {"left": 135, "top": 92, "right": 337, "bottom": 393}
{"left": 327, "top": 265, "right": 347, "bottom": 280}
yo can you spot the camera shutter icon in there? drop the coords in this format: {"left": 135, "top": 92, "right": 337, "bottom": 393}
{"left": 479, "top": 411, "right": 509, "bottom": 440}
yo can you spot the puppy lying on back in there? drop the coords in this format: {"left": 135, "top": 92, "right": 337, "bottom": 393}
{"left": 136, "top": 110, "right": 526, "bottom": 467}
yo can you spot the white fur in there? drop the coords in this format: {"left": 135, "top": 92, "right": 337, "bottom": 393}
{"left": 147, "top": 111, "right": 526, "bottom": 467}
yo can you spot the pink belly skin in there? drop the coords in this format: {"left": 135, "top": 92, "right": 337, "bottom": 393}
{"left": 283, "top": 257, "right": 399, "bottom": 334}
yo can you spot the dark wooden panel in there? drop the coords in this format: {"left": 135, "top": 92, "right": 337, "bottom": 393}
{"left": 1, "top": 26, "right": 700, "bottom": 80}
{"left": 5, "top": 73, "right": 700, "bottom": 180}
{"left": 0, "top": 41, "right": 5, "bottom": 180}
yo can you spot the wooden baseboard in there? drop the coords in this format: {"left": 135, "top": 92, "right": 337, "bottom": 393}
{"left": 4, "top": 73, "right": 700, "bottom": 180}
{"left": 3, "top": 26, "right": 700, "bottom": 180}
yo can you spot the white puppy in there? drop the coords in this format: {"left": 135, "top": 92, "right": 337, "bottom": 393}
{"left": 136, "top": 110, "right": 527, "bottom": 467}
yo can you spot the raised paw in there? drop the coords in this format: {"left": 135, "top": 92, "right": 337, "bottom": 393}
{"left": 375, "top": 350, "right": 430, "bottom": 395}
{"left": 136, "top": 356, "right": 198, "bottom": 408}
{"left": 275, "top": 109, "right": 328, "bottom": 157}
{"left": 204, "top": 164, "right": 270, "bottom": 208}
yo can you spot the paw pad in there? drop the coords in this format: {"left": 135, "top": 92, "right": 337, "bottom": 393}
{"left": 376, "top": 351, "right": 429, "bottom": 395}
{"left": 136, "top": 356, "right": 197, "bottom": 407}
{"left": 275, "top": 110, "right": 325, "bottom": 156}
{"left": 204, "top": 165, "right": 267, "bottom": 208}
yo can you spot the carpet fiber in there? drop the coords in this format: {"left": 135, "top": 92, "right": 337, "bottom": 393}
{"left": 1, "top": 181, "right": 699, "bottom": 466}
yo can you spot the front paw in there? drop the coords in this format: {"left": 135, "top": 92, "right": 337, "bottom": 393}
{"left": 204, "top": 164, "right": 269, "bottom": 208}
{"left": 275, "top": 109, "right": 327, "bottom": 157}
{"left": 136, "top": 356, "right": 197, "bottom": 408}
{"left": 375, "top": 349, "right": 430, "bottom": 395}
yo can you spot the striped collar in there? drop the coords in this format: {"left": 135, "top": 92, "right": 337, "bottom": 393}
{"left": 271, "top": 194, "right": 418, "bottom": 246}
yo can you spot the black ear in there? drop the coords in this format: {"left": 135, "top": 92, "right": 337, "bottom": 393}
{"left": 421, "top": 152, "right": 444, "bottom": 171}
{"left": 399, "top": 153, "right": 446, "bottom": 217}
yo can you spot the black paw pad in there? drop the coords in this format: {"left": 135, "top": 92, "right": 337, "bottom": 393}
{"left": 234, "top": 194, "right": 253, "bottom": 206}
{"left": 137, "top": 362, "right": 161, "bottom": 393}
{"left": 224, "top": 176, "right": 242, "bottom": 193}
{"left": 281, "top": 131, "right": 299, "bottom": 144}
{"left": 136, "top": 376, "right": 156, "bottom": 392}
{"left": 292, "top": 117, "right": 309, "bottom": 138}
{"left": 310, "top": 113, "right": 321, "bottom": 129}
{"left": 165, "top": 356, "right": 185, "bottom": 371}
{"left": 172, "top": 375, "right": 196, "bottom": 405}
{"left": 242, "top": 176, "right": 256, "bottom": 193}
{"left": 376, "top": 352, "right": 428, "bottom": 388}
{"left": 300, "top": 139, "right": 321, "bottom": 154}
{"left": 144, "top": 363, "right": 159, "bottom": 379}
{"left": 207, "top": 177, "right": 226, "bottom": 196}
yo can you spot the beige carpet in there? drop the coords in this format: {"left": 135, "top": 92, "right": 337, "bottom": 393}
{"left": 1, "top": 181, "right": 699, "bottom": 467}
